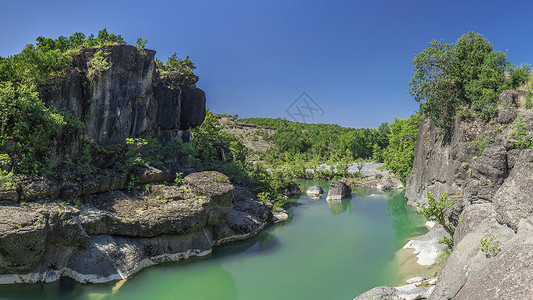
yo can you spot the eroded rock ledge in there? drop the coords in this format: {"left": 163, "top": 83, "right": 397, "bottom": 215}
{"left": 0, "top": 171, "right": 272, "bottom": 284}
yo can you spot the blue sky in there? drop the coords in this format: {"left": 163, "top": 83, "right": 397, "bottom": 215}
{"left": 1, "top": 0, "right": 532, "bottom": 128}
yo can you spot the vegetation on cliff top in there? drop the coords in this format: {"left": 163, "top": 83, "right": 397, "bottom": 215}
{"left": 0, "top": 31, "right": 292, "bottom": 209}
{"left": 409, "top": 32, "right": 529, "bottom": 127}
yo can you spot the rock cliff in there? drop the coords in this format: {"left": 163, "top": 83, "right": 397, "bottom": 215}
{"left": 405, "top": 90, "right": 533, "bottom": 299}
{"left": 0, "top": 45, "right": 273, "bottom": 284}
{"left": 0, "top": 171, "right": 272, "bottom": 284}
{"left": 39, "top": 45, "right": 206, "bottom": 149}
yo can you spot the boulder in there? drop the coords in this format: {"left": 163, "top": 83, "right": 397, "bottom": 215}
{"left": 376, "top": 174, "right": 404, "bottom": 190}
{"left": 306, "top": 185, "right": 323, "bottom": 199}
{"left": 326, "top": 181, "right": 351, "bottom": 201}
{"left": 498, "top": 90, "right": 518, "bottom": 106}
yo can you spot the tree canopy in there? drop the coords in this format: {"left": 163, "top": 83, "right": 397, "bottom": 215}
{"left": 408, "top": 32, "right": 530, "bottom": 127}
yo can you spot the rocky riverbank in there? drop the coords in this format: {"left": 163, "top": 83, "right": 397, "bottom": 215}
{"left": 0, "top": 171, "right": 272, "bottom": 284}
{"left": 355, "top": 89, "right": 533, "bottom": 299}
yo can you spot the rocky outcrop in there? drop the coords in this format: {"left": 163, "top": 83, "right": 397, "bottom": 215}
{"left": 0, "top": 171, "right": 273, "bottom": 284}
{"left": 404, "top": 90, "right": 533, "bottom": 299}
{"left": 326, "top": 181, "right": 352, "bottom": 201}
{"left": 39, "top": 45, "right": 206, "bottom": 152}
{"left": 354, "top": 278, "right": 436, "bottom": 300}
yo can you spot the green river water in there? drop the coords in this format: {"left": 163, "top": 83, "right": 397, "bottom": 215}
{"left": 0, "top": 180, "right": 427, "bottom": 300}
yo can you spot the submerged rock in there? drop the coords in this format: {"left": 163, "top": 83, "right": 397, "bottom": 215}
{"left": 326, "top": 181, "right": 351, "bottom": 201}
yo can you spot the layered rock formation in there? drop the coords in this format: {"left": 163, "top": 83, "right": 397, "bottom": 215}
{"left": 404, "top": 90, "right": 533, "bottom": 299}
{"left": 39, "top": 45, "right": 206, "bottom": 152}
{"left": 0, "top": 45, "right": 273, "bottom": 284}
{"left": 0, "top": 171, "right": 271, "bottom": 284}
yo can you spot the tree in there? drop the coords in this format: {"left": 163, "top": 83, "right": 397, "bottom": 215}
{"left": 415, "top": 192, "right": 455, "bottom": 247}
{"left": 408, "top": 32, "right": 528, "bottom": 126}
{"left": 382, "top": 113, "right": 420, "bottom": 181}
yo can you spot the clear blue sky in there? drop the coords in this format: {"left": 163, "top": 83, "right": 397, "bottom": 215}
{"left": 1, "top": 0, "right": 532, "bottom": 128}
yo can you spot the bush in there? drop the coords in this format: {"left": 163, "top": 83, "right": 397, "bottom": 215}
{"left": 0, "top": 83, "right": 79, "bottom": 173}
{"left": 415, "top": 192, "right": 455, "bottom": 248}
{"left": 87, "top": 50, "right": 110, "bottom": 80}
{"left": 480, "top": 233, "right": 500, "bottom": 258}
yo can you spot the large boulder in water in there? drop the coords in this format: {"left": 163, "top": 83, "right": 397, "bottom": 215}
{"left": 306, "top": 185, "right": 323, "bottom": 199}
{"left": 326, "top": 181, "right": 351, "bottom": 201}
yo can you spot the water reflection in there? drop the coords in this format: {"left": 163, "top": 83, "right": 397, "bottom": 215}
{"left": 326, "top": 198, "right": 352, "bottom": 215}
{"left": 385, "top": 190, "right": 428, "bottom": 246}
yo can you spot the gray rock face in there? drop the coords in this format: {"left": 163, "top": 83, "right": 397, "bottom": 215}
{"left": 326, "top": 181, "right": 352, "bottom": 201}
{"left": 354, "top": 286, "right": 399, "bottom": 300}
{"left": 405, "top": 93, "right": 533, "bottom": 299}
{"left": 0, "top": 171, "right": 272, "bottom": 284}
{"left": 39, "top": 45, "right": 206, "bottom": 151}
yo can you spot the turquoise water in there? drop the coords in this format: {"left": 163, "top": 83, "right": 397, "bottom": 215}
{"left": 0, "top": 180, "right": 427, "bottom": 300}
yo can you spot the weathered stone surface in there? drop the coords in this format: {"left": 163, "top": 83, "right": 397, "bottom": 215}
{"left": 306, "top": 185, "right": 323, "bottom": 197}
{"left": 178, "top": 86, "right": 207, "bottom": 129}
{"left": 136, "top": 166, "right": 170, "bottom": 184}
{"left": 354, "top": 286, "right": 399, "bottom": 300}
{"left": 354, "top": 281, "right": 436, "bottom": 300}
{"left": 21, "top": 179, "right": 59, "bottom": 201}
{"left": 0, "top": 187, "right": 19, "bottom": 204}
{"left": 498, "top": 90, "right": 518, "bottom": 106}
{"left": 404, "top": 94, "right": 533, "bottom": 299}
{"left": 39, "top": 45, "right": 206, "bottom": 152}
{"left": 497, "top": 107, "right": 517, "bottom": 124}
{"left": 453, "top": 244, "right": 533, "bottom": 300}
{"left": 326, "top": 181, "right": 351, "bottom": 201}
{"left": 493, "top": 149, "right": 533, "bottom": 230}
{"left": 60, "top": 173, "right": 127, "bottom": 198}
{"left": 183, "top": 171, "right": 234, "bottom": 226}
{"left": 403, "top": 223, "right": 449, "bottom": 266}
{"left": 0, "top": 204, "right": 88, "bottom": 273}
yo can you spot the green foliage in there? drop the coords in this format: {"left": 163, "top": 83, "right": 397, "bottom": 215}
{"left": 526, "top": 98, "right": 533, "bottom": 110}
{"left": 1, "top": 44, "right": 71, "bottom": 85}
{"left": 87, "top": 50, "right": 110, "bottom": 80}
{"left": 0, "top": 83, "right": 80, "bottom": 174}
{"left": 480, "top": 233, "right": 500, "bottom": 258}
{"left": 0, "top": 153, "right": 17, "bottom": 189}
{"left": 469, "top": 134, "right": 490, "bottom": 155}
{"left": 136, "top": 38, "right": 147, "bottom": 49}
{"left": 192, "top": 110, "right": 248, "bottom": 162}
{"left": 244, "top": 117, "right": 386, "bottom": 163}
{"left": 438, "top": 236, "right": 454, "bottom": 250}
{"left": 382, "top": 113, "right": 421, "bottom": 181}
{"left": 415, "top": 192, "right": 455, "bottom": 246}
{"left": 1, "top": 29, "right": 128, "bottom": 87}
{"left": 35, "top": 28, "right": 126, "bottom": 52}
{"left": 409, "top": 32, "right": 528, "bottom": 127}
{"left": 124, "top": 137, "right": 163, "bottom": 176}
{"left": 510, "top": 117, "right": 533, "bottom": 149}
{"left": 174, "top": 172, "right": 183, "bottom": 186}
{"left": 159, "top": 53, "right": 196, "bottom": 76}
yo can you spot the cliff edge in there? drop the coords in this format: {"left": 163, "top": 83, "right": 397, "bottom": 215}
{"left": 406, "top": 90, "right": 533, "bottom": 299}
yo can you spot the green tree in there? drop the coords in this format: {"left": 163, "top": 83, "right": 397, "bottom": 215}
{"left": 415, "top": 191, "right": 455, "bottom": 241}
{"left": 408, "top": 32, "right": 528, "bottom": 126}
{"left": 382, "top": 113, "right": 421, "bottom": 181}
